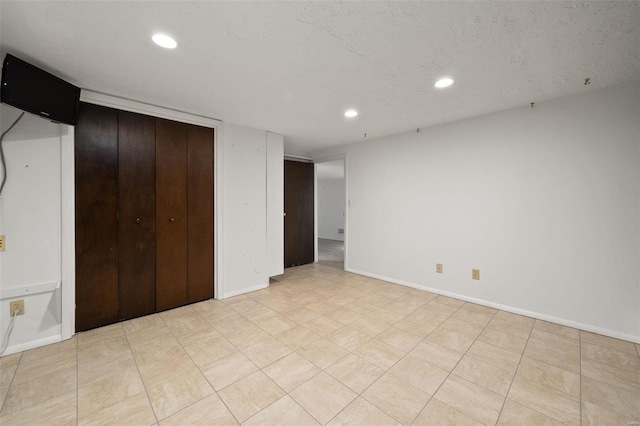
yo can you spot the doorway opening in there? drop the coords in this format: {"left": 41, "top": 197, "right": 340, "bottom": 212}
{"left": 316, "top": 159, "right": 345, "bottom": 270}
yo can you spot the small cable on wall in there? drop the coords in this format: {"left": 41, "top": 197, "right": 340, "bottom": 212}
{"left": 0, "top": 307, "right": 20, "bottom": 355}
{"left": 0, "top": 111, "right": 26, "bottom": 197}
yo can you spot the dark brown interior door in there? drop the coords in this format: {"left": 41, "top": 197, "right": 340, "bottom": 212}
{"left": 187, "top": 125, "right": 215, "bottom": 302}
{"left": 156, "top": 119, "right": 188, "bottom": 311}
{"left": 118, "top": 111, "right": 156, "bottom": 320}
{"left": 75, "top": 102, "right": 119, "bottom": 331}
{"left": 284, "top": 160, "right": 314, "bottom": 267}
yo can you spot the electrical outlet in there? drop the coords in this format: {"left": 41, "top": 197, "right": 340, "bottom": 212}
{"left": 10, "top": 300, "right": 24, "bottom": 316}
{"left": 436, "top": 263, "right": 443, "bottom": 274}
{"left": 472, "top": 269, "right": 480, "bottom": 280}
{"left": 0, "top": 235, "right": 5, "bottom": 251}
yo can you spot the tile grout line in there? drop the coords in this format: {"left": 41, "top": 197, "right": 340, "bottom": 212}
{"left": 579, "top": 330, "right": 583, "bottom": 426}
{"left": 409, "top": 304, "right": 500, "bottom": 425}
{"left": 494, "top": 320, "right": 535, "bottom": 425}
{"left": 0, "top": 351, "right": 23, "bottom": 416}
{"left": 325, "top": 297, "right": 471, "bottom": 426}
{"left": 159, "top": 308, "right": 244, "bottom": 425}
{"left": 122, "top": 322, "right": 159, "bottom": 425}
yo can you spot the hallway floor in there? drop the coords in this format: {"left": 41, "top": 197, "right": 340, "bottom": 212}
{"left": 317, "top": 238, "right": 344, "bottom": 270}
{"left": 1, "top": 263, "right": 639, "bottom": 425}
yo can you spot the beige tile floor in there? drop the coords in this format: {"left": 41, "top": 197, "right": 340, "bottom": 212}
{"left": 1, "top": 263, "right": 639, "bottom": 425}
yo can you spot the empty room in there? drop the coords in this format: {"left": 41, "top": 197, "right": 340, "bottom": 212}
{"left": 0, "top": 1, "right": 639, "bottom": 425}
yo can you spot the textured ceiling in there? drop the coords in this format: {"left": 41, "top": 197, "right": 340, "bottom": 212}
{"left": 1, "top": 1, "right": 638, "bottom": 155}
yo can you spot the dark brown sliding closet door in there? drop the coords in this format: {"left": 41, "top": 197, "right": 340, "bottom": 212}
{"left": 118, "top": 111, "right": 156, "bottom": 320}
{"left": 75, "top": 103, "right": 119, "bottom": 331}
{"left": 156, "top": 119, "right": 188, "bottom": 311}
{"left": 284, "top": 160, "right": 314, "bottom": 267}
{"left": 187, "top": 125, "right": 215, "bottom": 302}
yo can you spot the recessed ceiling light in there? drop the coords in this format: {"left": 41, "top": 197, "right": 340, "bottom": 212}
{"left": 344, "top": 109, "right": 358, "bottom": 118}
{"left": 152, "top": 34, "right": 177, "bottom": 49}
{"left": 434, "top": 78, "right": 454, "bottom": 88}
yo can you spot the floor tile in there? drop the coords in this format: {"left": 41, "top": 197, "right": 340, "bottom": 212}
{"left": 78, "top": 368, "right": 145, "bottom": 418}
{"left": 12, "top": 350, "right": 77, "bottom": 385}
{"left": 423, "top": 300, "right": 459, "bottom": 316}
{"left": 409, "top": 340, "right": 463, "bottom": 372}
{"left": 275, "top": 325, "right": 322, "bottom": 350}
{"left": 159, "top": 394, "right": 237, "bottom": 426}
{"left": 0, "top": 365, "right": 17, "bottom": 391}
{"left": 362, "top": 373, "right": 430, "bottom": 425}
{"left": 581, "top": 400, "right": 636, "bottom": 426}
{"left": 244, "top": 395, "right": 318, "bottom": 426}
{"left": 324, "top": 307, "right": 362, "bottom": 325}
{"left": 0, "top": 390, "right": 76, "bottom": 426}
{"left": 20, "top": 337, "right": 77, "bottom": 363}
{"left": 144, "top": 363, "right": 214, "bottom": 420}
{"left": 327, "top": 397, "right": 401, "bottom": 426}
{"left": 290, "top": 372, "right": 357, "bottom": 425}
{"left": 254, "top": 315, "right": 298, "bottom": 335}
{"left": 580, "top": 358, "right": 640, "bottom": 394}
{"left": 2, "top": 363, "right": 76, "bottom": 415}
{"left": 366, "top": 308, "right": 405, "bottom": 325}
{"left": 581, "top": 331, "right": 638, "bottom": 354}
{"left": 354, "top": 339, "right": 404, "bottom": 370}
{"left": 224, "top": 325, "right": 271, "bottom": 350}
{"left": 426, "top": 326, "right": 477, "bottom": 353}
{"left": 451, "top": 308, "right": 493, "bottom": 327}
{"left": 297, "top": 338, "right": 349, "bottom": 369}
{"left": 182, "top": 333, "right": 237, "bottom": 367}
{"left": 283, "top": 307, "right": 321, "bottom": 323}
{"left": 388, "top": 355, "right": 448, "bottom": 395}
{"left": 477, "top": 328, "right": 527, "bottom": 354}
{"left": 533, "top": 320, "right": 579, "bottom": 341}
{"left": 263, "top": 352, "right": 321, "bottom": 392}
{"left": 487, "top": 312, "right": 533, "bottom": 339}
{"left": 434, "top": 375, "right": 505, "bottom": 425}
{"left": 0, "top": 353, "right": 21, "bottom": 370}
{"left": 241, "top": 336, "right": 292, "bottom": 368}
{"left": 326, "top": 326, "right": 371, "bottom": 351}
{"left": 517, "top": 356, "right": 580, "bottom": 397}
{"left": 349, "top": 317, "right": 390, "bottom": 337}
{"left": 375, "top": 326, "right": 423, "bottom": 352}
{"left": 393, "top": 317, "right": 440, "bottom": 338}
{"left": 218, "top": 371, "right": 285, "bottom": 423}
{"left": 467, "top": 341, "right": 521, "bottom": 373}
{"left": 508, "top": 375, "right": 580, "bottom": 425}
{"left": 325, "top": 353, "right": 384, "bottom": 393}
{"left": 303, "top": 316, "right": 344, "bottom": 337}
{"left": 498, "top": 399, "right": 564, "bottom": 426}
{"left": 200, "top": 351, "right": 258, "bottom": 391}
{"left": 581, "top": 341, "right": 640, "bottom": 373}
{"left": 78, "top": 350, "right": 137, "bottom": 388}
{"left": 453, "top": 355, "right": 514, "bottom": 396}
{"left": 581, "top": 375, "right": 640, "bottom": 420}
{"left": 413, "top": 398, "right": 482, "bottom": 426}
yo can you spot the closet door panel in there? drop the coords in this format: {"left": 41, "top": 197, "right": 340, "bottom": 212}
{"left": 75, "top": 102, "right": 119, "bottom": 331}
{"left": 187, "top": 126, "right": 214, "bottom": 303}
{"left": 284, "top": 160, "right": 315, "bottom": 267}
{"left": 156, "top": 119, "right": 188, "bottom": 311}
{"left": 118, "top": 111, "right": 156, "bottom": 320}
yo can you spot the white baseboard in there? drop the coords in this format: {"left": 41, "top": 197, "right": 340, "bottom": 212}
{"left": 1, "top": 332, "right": 63, "bottom": 357}
{"left": 346, "top": 267, "right": 640, "bottom": 344}
{"left": 223, "top": 283, "right": 269, "bottom": 299}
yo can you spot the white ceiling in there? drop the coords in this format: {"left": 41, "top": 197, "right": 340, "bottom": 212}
{"left": 1, "top": 1, "right": 638, "bottom": 155}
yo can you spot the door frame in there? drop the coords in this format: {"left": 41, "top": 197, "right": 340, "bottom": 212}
{"left": 313, "top": 155, "right": 348, "bottom": 269}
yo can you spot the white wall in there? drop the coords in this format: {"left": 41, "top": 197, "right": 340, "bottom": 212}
{"left": 317, "top": 176, "right": 345, "bottom": 241}
{"left": 217, "top": 123, "right": 284, "bottom": 298}
{"left": 0, "top": 105, "right": 73, "bottom": 355}
{"left": 266, "top": 132, "right": 284, "bottom": 277}
{"left": 315, "top": 81, "right": 640, "bottom": 342}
